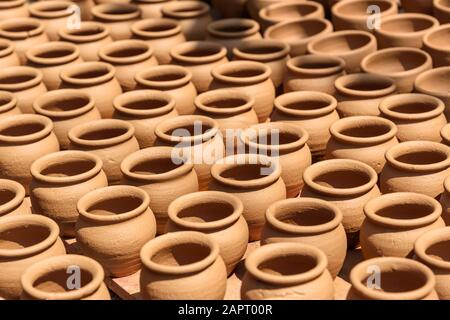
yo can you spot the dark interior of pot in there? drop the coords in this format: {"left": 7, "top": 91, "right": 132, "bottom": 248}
{"left": 223, "top": 68, "right": 264, "bottom": 78}
{"left": 177, "top": 201, "right": 234, "bottom": 223}
{"left": 107, "top": 47, "right": 148, "bottom": 58}
{"left": 365, "top": 51, "right": 428, "bottom": 72}
{"left": 32, "top": 268, "right": 93, "bottom": 293}
{"left": 215, "top": 24, "right": 252, "bottom": 33}
{"left": 69, "top": 26, "right": 104, "bottom": 36}
{"left": 343, "top": 78, "right": 392, "bottom": 91}
{"left": 130, "top": 157, "right": 182, "bottom": 175}
{"left": 313, "top": 169, "right": 371, "bottom": 189}
{"left": 220, "top": 163, "right": 273, "bottom": 181}
{"left": 294, "top": 59, "right": 340, "bottom": 69}
{"left": 40, "top": 159, "right": 96, "bottom": 177}
{"left": 3, "top": 23, "right": 37, "bottom": 33}
{"left": 123, "top": 98, "right": 167, "bottom": 110}
{"left": 374, "top": 202, "right": 435, "bottom": 220}
{"left": 145, "top": 71, "right": 184, "bottom": 82}
{"left": 70, "top": 67, "right": 109, "bottom": 79}
{"left": 313, "top": 34, "right": 371, "bottom": 52}
{"left": 395, "top": 150, "right": 447, "bottom": 165}
{"left": 240, "top": 45, "right": 282, "bottom": 55}
{"left": 178, "top": 46, "right": 220, "bottom": 57}
{"left": 361, "top": 269, "right": 428, "bottom": 293}
{"left": 340, "top": 124, "right": 391, "bottom": 138}
{"left": 204, "top": 98, "right": 247, "bottom": 109}
{"left": 283, "top": 99, "right": 330, "bottom": 110}
{"left": 389, "top": 102, "right": 437, "bottom": 114}
{"left": 102, "top": 5, "right": 137, "bottom": 15}
{"left": 79, "top": 127, "right": 128, "bottom": 140}
{"left": 167, "top": 124, "right": 212, "bottom": 136}
{"left": 171, "top": 3, "right": 204, "bottom": 14}
{"left": 141, "top": 22, "right": 176, "bottom": 32}
{"left": 35, "top": 49, "right": 74, "bottom": 59}
{"left": 0, "top": 224, "right": 49, "bottom": 250}
{"left": 41, "top": 97, "right": 89, "bottom": 112}
{"left": 269, "top": 20, "right": 327, "bottom": 41}
{"left": 381, "top": 17, "right": 435, "bottom": 32}
{"left": 275, "top": 207, "right": 335, "bottom": 227}
{"left": 258, "top": 254, "right": 316, "bottom": 276}
{"left": 252, "top": 131, "right": 300, "bottom": 145}
{"left": 338, "top": 1, "right": 391, "bottom": 15}
{"left": 0, "top": 188, "right": 15, "bottom": 206}
{"left": 37, "top": 3, "right": 69, "bottom": 12}
{"left": 151, "top": 242, "right": 211, "bottom": 266}
{"left": 425, "top": 240, "right": 450, "bottom": 262}
{"left": 0, "top": 122, "right": 45, "bottom": 136}
{"left": 0, "top": 74, "right": 35, "bottom": 85}
{"left": 86, "top": 196, "right": 142, "bottom": 216}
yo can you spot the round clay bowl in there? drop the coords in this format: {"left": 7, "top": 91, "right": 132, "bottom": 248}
{"left": 0, "top": 90, "right": 20, "bottom": 120}
{"left": 434, "top": 0, "right": 450, "bottom": 24}
{"left": 423, "top": 24, "right": 450, "bottom": 67}
{"left": 0, "top": 0, "right": 29, "bottom": 21}
{"left": 0, "top": 39, "right": 20, "bottom": 69}
{"left": 439, "top": 175, "right": 450, "bottom": 225}
{"left": 91, "top": 3, "right": 141, "bottom": 40}
{"left": 415, "top": 67, "right": 450, "bottom": 120}
{"left": 0, "top": 178, "right": 31, "bottom": 218}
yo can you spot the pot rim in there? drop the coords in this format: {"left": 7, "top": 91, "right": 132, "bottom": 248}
{"left": 232, "top": 39, "right": 290, "bottom": 62}
{"left": 161, "top": 1, "right": 210, "bottom": 19}
{"left": 0, "top": 114, "right": 53, "bottom": 144}
{"left": 211, "top": 60, "right": 271, "bottom": 85}
{"left": 332, "top": 0, "right": 397, "bottom": 22}
{"left": 60, "top": 61, "right": 116, "bottom": 86}
{"left": 274, "top": 91, "right": 338, "bottom": 117}
{"left": 194, "top": 88, "right": 255, "bottom": 116}
{"left": 414, "top": 66, "right": 450, "bottom": 98}
{"left": 286, "top": 54, "right": 346, "bottom": 76}
{"left": 135, "top": 65, "right": 192, "bottom": 89}
{"left": 434, "top": 0, "right": 450, "bottom": 13}
{"left": 0, "top": 18, "right": 45, "bottom": 40}
{"left": 0, "top": 90, "right": 17, "bottom": 114}
{"left": 207, "top": 18, "right": 260, "bottom": 39}
{"left": 376, "top": 13, "right": 439, "bottom": 38}
{"left": 0, "top": 0, "right": 26, "bottom": 9}
{"left": 99, "top": 39, "right": 154, "bottom": 65}
{"left": 334, "top": 73, "right": 396, "bottom": 98}
{"left": 0, "top": 39, "right": 15, "bottom": 58}
{"left": 26, "top": 41, "right": 80, "bottom": 66}
{"left": 0, "top": 66, "right": 43, "bottom": 91}
{"left": 415, "top": 227, "right": 450, "bottom": 270}
{"left": 33, "top": 89, "right": 95, "bottom": 119}
{"left": 113, "top": 89, "right": 175, "bottom": 117}
{"left": 423, "top": 24, "right": 450, "bottom": 52}
{"left": 91, "top": 3, "right": 141, "bottom": 22}
{"left": 0, "top": 178, "right": 25, "bottom": 216}
{"left": 131, "top": 18, "right": 181, "bottom": 39}
{"left": 441, "top": 123, "right": 450, "bottom": 146}
{"left": 379, "top": 93, "right": 445, "bottom": 121}
{"left": 58, "top": 21, "right": 110, "bottom": 43}
{"left": 170, "top": 41, "right": 227, "bottom": 64}
{"left": 259, "top": 1, "right": 324, "bottom": 25}
{"left": 28, "top": 1, "right": 74, "bottom": 19}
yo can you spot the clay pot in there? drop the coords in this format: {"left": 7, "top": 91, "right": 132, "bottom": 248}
{"left": 59, "top": 61, "right": 123, "bottom": 118}
{"left": 240, "top": 122, "right": 311, "bottom": 197}
{"left": 434, "top": 0, "right": 450, "bottom": 24}
{"left": 25, "top": 41, "right": 83, "bottom": 91}
{"left": 21, "top": 254, "right": 110, "bottom": 300}
{"left": 424, "top": 24, "right": 450, "bottom": 67}
{"left": 0, "top": 0, "right": 29, "bottom": 21}
{"left": 440, "top": 176, "right": 450, "bottom": 225}
{"left": 58, "top": 22, "right": 113, "bottom": 62}
{"left": 68, "top": 119, "right": 139, "bottom": 185}
{"left": 154, "top": 115, "right": 225, "bottom": 191}
{"left": 134, "top": 0, "right": 172, "bottom": 18}
{"left": 402, "top": 0, "right": 434, "bottom": 14}
{"left": 170, "top": 41, "right": 228, "bottom": 93}
{"left": 98, "top": 39, "right": 158, "bottom": 91}
{"left": 131, "top": 18, "right": 186, "bottom": 64}
{"left": 166, "top": 191, "right": 248, "bottom": 275}
{"left": 283, "top": 55, "right": 345, "bottom": 95}
{"left": 307, "top": 30, "right": 377, "bottom": 73}
{"left": 379, "top": 93, "right": 446, "bottom": 142}
{"left": 261, "top": 198, "right": 347, "bottom": 278}
{"left": 91, "top": 3, "right": 141, "bottom": 40}
{"left": 301, "top": 159, "right": 380, "bottom": 248}
{"left": 0, "top": 114, "right": 59, "bottom": 193}
{"left": 113, "top": 90, "right": 178, "bottom": 148}
{"left": 271, "top": 91, "right": 339, "bottom": 157}
{"left": 246, "top": 0, "right": 284, "bottom": 21}
{"left": 29, "top": 150, "right": 108, "bottom": 237}
{"left": 415, "top": 67, "right": 450, "bottom": 120}
{"left": 161, "top": 1, "right": 212, "bottom": 41}
{"left": 380, "top": 141, "right": 450, "bottom": 198}
{"left": 241, "top": 242, "right": 334, "bottom": 300}
{"left": 0, "top": 215, "right": 66, "bottom": 299}
{"left": 212, "top": 0, "right": 248, "bottom": 18}
{"left": 210, "top": 61, "right": 275, "bottom": 123}
{"left": 0, "top": 18, "right": 49, "bottom": 64}
{"left": 0, "top": 91, "right": 21, "bottom": 120}
{"left": 76, "top": 185, "right": 156, "bottom": 277}
{"left": 140, "top": 231, "right": 227, "bottom": 300}
{"left": 0, "top": 39, "right": 20, "bottom": 68}
{"left": 63, "top": 0, "right": 95, "bottom": 20}
{"left": 264, "top": 17, "right": 333, "bottom": 57}
{"left": 0, "top": 179, "right": 31, "bottom": 218}
{"left": 135, "top": 65, "right": 197, "bottom": 115}
{"left": 361, "top": 48, "right": 432, "bottom": 93}
{"left": 233, "top": 39, "right": 290, "bottom": 88}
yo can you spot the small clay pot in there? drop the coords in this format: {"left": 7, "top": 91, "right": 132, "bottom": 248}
{"left": 131, "top": 18, "right": 186, "bottom": 64}
{"left": 161, "top": 1, "right": 212, "bottom": 41}
{"left": 440, "top": 175, "right": 450, "bottom": 225}
{"left": 29, "top": 150, "right": 108, "bottom": 237}
{"left": 0, "top": 215, "right": 66, "bottom": 299}
{"left": 0, "top": 178, "right": 31, "bottom": 218}
{"left": 264, "top": 17, "right": 333, "bottom": 57}
{"left": 210, "top": 60, "right": 275, "bottom": 123}
{"left": 21, "top": 254, "right": 110, "bottom": 300}
{"left": 271, "top": 91, "right": 339, "bottom": 157}
{"left": 0, "top": 39, "right": 20, "bottom": 68}
{"left": 0, "top": 0, "right": 29, "bottom": 21}
{"left": 241, "top": 242, "right": 334, "bottom": 300}
{"left": 140, "top": 231, "right": 227, "bottom": 300}
{"left": 134, "top": 0, "right": 172, "bottom": 18}
{"left": 423, "top": 24, "right": 450, "bottom": 68}
{"left": 0, "top": 91, "right": 21, "bottom": 120}
{"left": 380, "top": 141, "right": 450, "bottom": 198}
{"left": 361, "top": 47, "right": 432, "bottom": 93}
{"left": 135, "top": 65, "right": 197, "bottom": 115}
{"left": 415, "top": 67, "right": 450, "bottom": 120}
{"left": 379, "top": 93, "right": 447, "bottom": 142}
{"left": 283, "top": 54, "right": 345, "bottom": 95}
{"left": 58, "top": 21, "right": 114, "bottom": 61}
{"left": 98, "top": 39, "right": 158, "bottom": 91}
{"left": 434, "top": 0, "right": 450, "bottom": 23}
{"left": 261, "top": 198, "right": 347, "bottom": 278}
{"left": 402, "top": 0, "right": 434, "bottom": 14}
{"left": 59, "top": 61, "right": 123, "bottom": 118}
{"left": 301, "top": 159, "right": 380, "bottom": 248}
{"left": 307, "top": 30, "right": 377, "bottom": 73}
{"left": 0, "top": 114, "right": 59, "bottom": 193}
{"left": 170, "top": 41, "right": 228, "bottom": 93}
{"left": 212, "top": 0, "right": 248, "bottom": 18}
{"left": 233, "top": 39, "right": 290, "bottom": 88}
{"left": 91, "top": 3, "right": 141, "bottom": 40}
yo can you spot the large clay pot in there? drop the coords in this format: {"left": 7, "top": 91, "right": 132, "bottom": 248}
{"left": 76, "top": 185, "right": 157, "bottom": 277}
{"left": 0, "top": 215, "right": 66, "bottom": 299}
{"left": 424, "top": 24, "right": 450, "bottom": 68}
{"left": 0, "top": 39, "right": 20, "bottom": 68}
{"left": 0, "top": 0, "right": 29, "bottom": 21}
{"left": 91, "top": 3, "right": 141, "bottom": 40}
{"left": 440, "top": 175, "right": 450, "bottom": 225}
{"left": 415, "top": 67, "right": 450, "bottom": 120}
{"left": 261, "top": 198, "right": 347, "bottom": 278}
{"left": 434, "top": 0, "right": 450, "bottom": 23}
{"left": 140, "top": 231, "right": 227, "bottom": 300}
{"left": 0, "top": 91, "right": 21, "bottom": 120}
{"left": 402, "top": 0, "right": 434, "bottom": 14}
{"left": 0, "top": 178, "right": 31, "bottom": 218}
{"left": 212, "top": 0, "right": 248, "bottom": 18}
{"left": 134, "top": 0, "right": 173, "bottom": 18}
{"left": 241, "top": 242, "right": 334, "bottom": 300}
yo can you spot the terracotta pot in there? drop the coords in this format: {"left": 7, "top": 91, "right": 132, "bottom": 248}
{"left": 240, "top": 122, "right": 311, "bottom": 197}
{"left": 380, "top": 141, "right": 450, "bottom": 198}
{"left": 131, "top": 18, "right": 186, "bottom": 64}
{"left": 210, "top": 60, "right": 275, "bottom": 123}
{"left": 0, "top": 0, "right": 29, "bottom": 21}
{"left": 154, "top": 115, "right": 225, "bottom": 191}
{"left": 415, "top": 67, "right": 450, "bottom": 120}
{"left": 212, "top": 0, "right": 248, "bottom": 18}
{"left": 434, "top": 0, "right": 450, "bottom": 23}
{"left": 301, "top": 159, "right": 380, "bottom": 248}
{"left": 402, "top": 0, "right": 434, "bottom": 14}
{"left": 441, "top": 175, "right": 450, "bottom": 225}
{"left": 135, "top": 65, "right": 197, "bottom": 115}
{"left": 91, "top": 3, "right": 141, "bottom": 40}
{"left": 264, "top": 17, "right": 333, "bottom": 57}
{"left": 140, "top": 231, "right": 227, "bottom": 300}
{"left": 161, "top": 1, "right": 212, "bottom": 41}
{"left": 246, "top": 0, "right": 283, "bottom": 21}
{"left": 0, "top": 215, "right": 66, "bottom": 299}
{"left": 0, "top": 178, "right": 31, "bottom": 218}
{"left": 271, "top": 91, "right": 339, "bottom": 157}
{"left": 0, "top": 18, "right": 49, "bottom": 64}
{"left": 134, "top": 0, "right": 173, "bottom": 18}
{"left": 261, "top": 198, "right": 346, "bottom": 278}
{"left": 0, "top": 39, "right": 20, "bottom": 68}
{"left": 59, "top": 61, "right": 123, "bottom": 118}
{"left": 166, "top": 191, "right": 248, "bottom": 275}
{"left": 29, "top": 150, "right": 108, "bottom": 237}
{"left": 170, "top": 41, "right": 228, "bottom": 93}
{"left": 0, "top": 114, "right": 59, "bottom": 193}
{"left": 348, "top": 257, "right": 438, "bottom": 300}
{"left": 379, "top": 93, "right": 446, "bottom": 142}
{"left": 307, "top": 30, "right": 376, "bottom": 73}
{"left": 58, "top": 22, "right": 113, "bottom": 62}
{"left": 233, "top": 39, "right": 290, "bottom": 88}
{"left": 424, "top": 24, "right": 450, "bottom": 68}
{"left": 98, "top": 39, "right": 158, "bottom": 91}
{"left": 241, "top": 242, "right": 334, "bottom": 300}
{"left": 21, "top": 254, "right": 110, "bottom": 300}
{"left": 283, "top": 54, "right": 345, "bottom": 95}
{"left": 0, "top": 91, "right": 21, "bottom": 120}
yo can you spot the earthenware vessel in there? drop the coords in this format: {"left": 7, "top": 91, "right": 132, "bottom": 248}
{"left": 91, "top": 3, "right": 141, "bottom": 40}
{"left": 247, "top": 0, "right": 283, "bottom": 21}
{"left": 0, "top": 39, "right": 20, "bottom": 68}
{"left": 212, "top": 0, "right": 248, "bottom": 18}
{"left": 0, "top": 91, "right": 20, "bottom": 120}
{"left": 434, "top": 0, "right": 450, "bottom": 23}
{"left": 402, "top": 0, "right": 434, "bottom": 14}
{"left": 0, "top": 0, "right": 29, "bottom": 21}
{"left": 415, "top": 67, "right": 450, "bottom": 120}
{"left": 134, "top": 0, "right": 172, "bottom": 18}
{"left": 423, "top": 24, "right": 450, "bottom": 67}
{"left": 440, "top": 176, "right": 450, "bottom": 225}
{"left": 0, "top": 179, "right": 31, "bottom": 218}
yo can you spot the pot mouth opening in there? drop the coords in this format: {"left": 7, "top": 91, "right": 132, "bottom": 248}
{"left": 113, "top": 90, "right": 174, "bottom": 117}
{"left": 379, "top": 94, "right": 444, "bottom": 120}
{"left": 0, "top": 18, "right": 43, "bottom": 39}
{"left": 61, "top": 62, "right": 115, "bottom": 86}
{"left": 335, "top": 73, "right": 396, "bottom": 97}
{"left": 92, "top": 3, "right": 141, "bottom": 21}
{"left": 0, "top": 114, "right": 53, "bottom": 143}
{"left": 131, "top": 18, "right": 180, "bottom": 38}
{"left": 424, "top": 25, "right": 450, "bottom": 50}
{"left": 233, "top": 40, "right": 289, "bottom": 61}
{"left": 415, "top": 228, "right": 450, "bottom": 270}
{"left": 333, "top": 0, "right": 395, "bottom": 20}
{"left": 265, "top": 18, "right": 331, "bottom": 43}
{"left": 308, "top": 31, "right": 374, "bottom": 55}
{"left": 0, "top": 66, "right": 42, "bottom": 91}
{"left": 170, "top": 41, "right": 226, "bottom": 64}
{"left": 34, "top": 90, "right": 94, "bottom": 118}
{"left": 69, "top": 119, "right": 134, "bottom": 147}
{"left": 212, "top": 61, "right": 271, "bottom": 85}
{"left": 59, "top": 22, "right": 109, "bottom": 42}
{"left": 135, "top": 65, "right": 191, "bottom": 89}
{"left": 415, "top": 67, "right": 450, "bottom": 97}
{"left": 161, "top": 1, "right": 209, "bottom": 18}
{"left": 274, "top": 91, "right": 337, "bottom": 117}
{"left": 287, "top": 54, "right": 345, "bottom": 76}
{"left": 195, "top": 89, "right": 254, "bottom": 115}
{"left": 208, "top": 18, "right": 259, "bottom": 38}
{"left": 261, "top": 2, "right": 322, "bottom": 23}
{"left": 99, "top": 40, "right": 152, "bottom": 64}
{"left": 29, "top": 1, "right": 73, "bottom": 18}
{"left": 0, "top": 179, "right": 25, "bottom": 216}
{"left": 380, "top": 14, "right": 437, "bottom": 35}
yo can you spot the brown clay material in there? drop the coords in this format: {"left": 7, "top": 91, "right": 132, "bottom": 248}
{"left": 415, "top": 67, "right": 450, "bottom": 120}
{"left": 91, "top": 3, "right": 141, "bottom": 40}
{"left": 0, "top": 0, "right": 29, "bottom": 21}
{"left": 0, "top": 178, "right": 31, "bottom": 218}
{"left": 212, "top": 0, "right": 248, "bottom": 18}
{"left": 423, "top": 24, "right": 450, "bottom": 67}
{"left": 68, "top": 0, "right": 95, "bottom": 20}
{"left": 0, "top": 39, "right": 20, "bottom": 69}
{"left": 440, "top": 175, "right": 450, "bottom": 225}
{"left": 0, "top": 91, "right": 21, "bottom": 120}
{"left": 434, "top": 0, "right": 450, "bottom": 23}
{"left": 402, "top": 0, "right": 434, "bottom": 14}
{"left": 134, "top": 0, "right": 172, "bottom": 18}
{"left": 442, "top": 123, "right": 450, "bottom": 146}
{"left": 247, "top": 0, "right": 283, "bottom": 21}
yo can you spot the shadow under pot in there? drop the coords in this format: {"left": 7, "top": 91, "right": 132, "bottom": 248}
{"left": 423, "top": 24, "right": 450, "bottom": 67}
{"left": 402, "top": 0, "right": 434, "bottom": 14}
{"left": 76, "top": 185, "right": 157, "bottom": 277}
{"left": 91, "top": 3, "right": 141, "bottom": 40}
{"left": 241, "top": 242, "right": 334, "bottom": 300}
{"left": 0, "top": 178, "right": 31, "bottom": 218}
{"left": 415, "top": 67, "right": 450, "bottom": 120}
{"left": 0, "top": 39, "right": 20, "bottom": 69}
{"left": 0, "top": 91, "right": 21, "bottom": 120}
{"left": 440, "top": 175, "right": 450, "bottom": 225}
{"left": 0, "top": 215, "right": 66, "bottom": 300}
{"left": 0, "top": 0, "right": 29, "bottom": 21}
{"left": 211, "top": 0, "right": 248, "bottom": 19}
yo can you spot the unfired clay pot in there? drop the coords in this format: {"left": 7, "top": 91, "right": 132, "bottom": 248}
{"left": 0, "top": 178, "right": 31, "bottom": 218}
{"left": 212, "top": 0, "right": 248, "bottom": 18}
{"left": 434, "top": 0, "right": 450, "bottom": 23}
{"left": 423, "top": 24, "right": 450, "bottom": 67}
{"left": 140, "top": 231, "right": 227, "bottom": 300}
{"left": 91, "top": 3, "right": 141, "bottom": 40}
{"left": 241, "top": 242, "right": 334, "bottom": 300}
{"left": 0, "top": 39, "right": 20, "bottom": 68}
{"left": 402, "top": 0, "right": 434, "bottom": 14}
{"left": 76, "top": 185, "right": 157, "bottom": 277}
{"left": 134, "top": 0, "right": 173, "bottom": 18}
{"left": 440, "top": 175, "right": 450, "bottom": 225}
{"left": 0, "top": 0, "right": 29, "bottom": 21}
{"left": 0, "top": 91, "right": 21, "bottom": 120}
{"left": 415, "top": 67, "right": 450, "bottom": 120}
{"left": 261, "top": 198, "right": 346, "bottom": 278}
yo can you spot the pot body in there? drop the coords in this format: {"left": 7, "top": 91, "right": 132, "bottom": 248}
{"left": 4, "top": 32, "right": 49, "bottom": 64}
{"left": 110, "top": 57, "right": 159, "bottom": 91}
{"left": 0, "top": 50, "right": 20, "bottom": 69}
{"left": 284, "top": 69, "right": 344, "bottom": 96}
{"left": 135, "top": 32, "right": 186, "bottom": 65}
{"left": 6, "top": 83, "right": 48, "bottom": 114}
{"left": 335, "top": 93, "right": 394, "bottom": 117}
